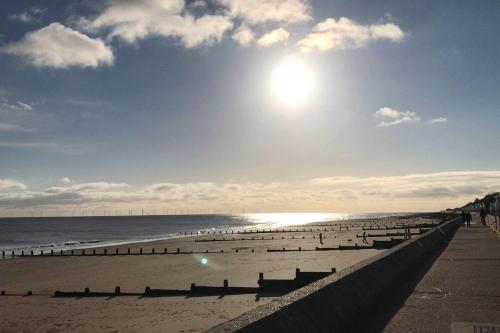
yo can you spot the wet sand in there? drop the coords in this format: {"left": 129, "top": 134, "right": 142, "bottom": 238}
{"left": 0, "top": 216, "right": 435, "bottom": 332}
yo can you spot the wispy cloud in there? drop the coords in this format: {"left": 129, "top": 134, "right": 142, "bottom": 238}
{"left": 232, "top": 25, "right": 255, "bottom": 47}
{"left": 0, "top": 141, "right": 82, "bottom": 154}
{"left": 374, "top": 106, "right": 419, "bottom": 127}
{"left": 256, "top": 28, "right": 290, "bottom": 47}
{"left": 216, "top": 0, "right": 311, "bottom": 24}
{"left": 60, "top": 177, "right": 71, "bottom": 184}
{"left": 311, "top": 171, "right": 500, "bottom": 199}
{"left": 0, "top": 179, "right": 27, "bottom": 191}
{"left": 1, "top": 100, "right": 33, "bottom": 113}
{"left": 298, "top": 17, "right": 405, "bottom": 52}
{"left": 10, "top": 6, "right": 47, "bottom": 24}
{"left": 0, "top": 123, "right": 34, "bottom": 133}
{"left": 430, "top": 117, "right": 447, "bottom": 124}
{"left": 1, "top": 23, "right": 114, "bottom": 69}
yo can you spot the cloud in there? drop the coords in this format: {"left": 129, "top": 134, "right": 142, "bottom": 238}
{"left": 256, "top": 28, "right": 290, "bottom": 47}
{"left": 60, "top": 177, "right": 71, "bottom": 184}
{"left": 0, "top": 142, "right": 58, "bottom": 150}
{"left": 298, "top": 17, "right": 405, "bottom": 52}
{"left": 190, "top": 0, "right": 207, "bottom": 8}
{"left": 0, "top": 141, "right": 83, "bottom": 155}
{"left": 1, "top": 171, "right": 499, "bottom": 213}
{"left": 0, "top": 179, "right": 27, "bottom": 191}
{"left": 216, "top": 0, "right": 311, "bottom": 24}
{"left": 311, "top": 171, "right": 500, "bottom": 200}
{"left": 232, "top": 25, "right": 255, "bottom": 47}
{"left": 430, "top": 117, "right": 447, "bottom": 124}
{"left": 47, "top": 182, "right": 129, "bottom": 193}
{"left": 1, "top": 100, "right": 33, "bottom": 113}
{"left": 10, "top": 6, "right": 47, "bottom": 24}
{"left": 78, "top": 0, "right": 233, "bottom": 48}
{"left": 374, "top": 106, "right": 419, "bottom": 127}
{"left": 1, "top": 23, "right": 114, "bottom": 68}
{"left": 0, "top": 123, "right": 33, "bottom": 133}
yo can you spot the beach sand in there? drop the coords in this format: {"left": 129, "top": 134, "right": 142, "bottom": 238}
{"left": 0, "top": 216, "right": 434, "bottom": 332}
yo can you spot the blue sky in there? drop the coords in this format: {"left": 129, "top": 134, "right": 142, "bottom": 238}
{"left": 0, "top": 0, "right": 499, "bottom": 215}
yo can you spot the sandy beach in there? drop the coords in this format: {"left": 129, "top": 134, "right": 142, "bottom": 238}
{"left": 0, "top": 216, "right": 436, "bottom": 332}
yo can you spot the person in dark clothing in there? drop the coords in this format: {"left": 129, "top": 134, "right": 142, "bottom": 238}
{"left": 362, "top": 231, "right": 368, "bottom": 244}
{"left": 466, "top": 212, "right": 472, "bottom": 227}
{"left": 319, "top": 232, "right": 323, "bottom": 245}
{"left": 461, "top": 211, "right": 467, "bottom": 226}
{"left": 480, "top": 208, "right": 487, "bottom": 225}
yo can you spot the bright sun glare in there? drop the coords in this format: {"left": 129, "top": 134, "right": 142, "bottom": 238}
{"left": 271, "top": 57, "right": 314, "bottom": 107}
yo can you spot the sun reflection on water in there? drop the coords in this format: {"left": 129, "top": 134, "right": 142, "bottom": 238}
{"left": 242, "top": 213, "right": 347, "bottom": 229}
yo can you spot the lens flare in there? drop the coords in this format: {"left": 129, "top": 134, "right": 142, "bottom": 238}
{"left": 200, "top": 257, "right": 208, "bottom": 265}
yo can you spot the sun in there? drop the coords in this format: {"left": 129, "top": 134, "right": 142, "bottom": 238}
{"left": 271, "top": 57, "right": 314, "bottom": 107}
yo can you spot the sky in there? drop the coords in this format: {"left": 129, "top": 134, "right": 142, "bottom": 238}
{"left": 0, "top": 0, "right": 499, "bottom": 216}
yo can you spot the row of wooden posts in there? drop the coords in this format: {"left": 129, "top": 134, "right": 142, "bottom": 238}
{"left": 3, "top": 241, "right": 391, "bottom": 258}
{"left": 50, "top": 267, "right": 338, "bottom": 297}
{"left": 182, "top": 226, "right": 353, "bottom": 236}
{"left": 1, "top": 247, "right": 263, "bottom": 258}
{"left": 195, "top": 235, "right": 329, "bottom": 242}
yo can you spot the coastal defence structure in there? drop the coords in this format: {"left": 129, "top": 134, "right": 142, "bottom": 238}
{"left": 206, "top": 215, "right": 461, "bottom": 333}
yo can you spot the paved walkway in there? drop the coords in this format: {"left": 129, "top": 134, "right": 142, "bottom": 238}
{"left": 383, "top": 215, "right": 500, "bottom": 333}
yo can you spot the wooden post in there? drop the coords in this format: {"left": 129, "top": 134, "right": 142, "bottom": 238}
{"left": 27, "top": 291, "right": 32, "bottom": 296}
{"left": 164, "top": 248, "right": 167, "bottom": 254}
{"left": 51, "top": 250, "right": 54, "bottom": 256}
{"left": 116, "top": 248, "right": 119, "bottom": 255}
{"left": 259, "top": 273, "right": 264, "bottom": 282}
{"left": 0, "top": 290, "right": 5, "bottom": 296}
{"left": 104, "top": 249, "right": 107, "bottom": 255}
{"left": 152, "top": 248, "right": 155, "bottom": 254}
{"left": 223, "top": 279, "right": 228, "bottom": 288}
{"left": 41, "top": 250, "right": 44, "bottom": 256}
{"left": 82, "top": 249, "right": 85, "bottom": 256}
{"left": 60, "top": 249, "right": 63, "bottom": 256}
{"left": 145, "top": 286, "right": 151, "bottom": 294}
{"left": 295, "top": 268, "right": 300, "bottom": 278}
{"left": 84, "top": 287, "right": 90, "bottom": 294}
{"left": 115, "top": 286, "right": 120, "bottom": 295}
{"left": 2, "top": 251, "right": 5, "bottom": 258}
{"left": 30, "top": 250, "right": 34, "bottom": 256}
{"left": 127, "top": 248, "right": 130, "bottom": 255}
{"left": 177, "top": 248, "right": 180, "bottom": 254}
{"left": 21, "top": 250, "right": 24, "bottom": 257}
{"left": 12, "top": 250, "right": 14, "bottom": 258}
{"left": 332, "top": 268, "right": 337, "bottom": 273}
{"left": 190, "top": 283, "right": 196, "bottom": 291}
{"left": 71, "top": 250, "right": 74, "bottom": 256}
{"left": 93, "top": 249, "right": 96, "bottom": 255}
{"left": 139, "top": 248, "right": 142, "bottom": 255}
{"left": 299, "top": 247, "right": 302, "bottom": 252}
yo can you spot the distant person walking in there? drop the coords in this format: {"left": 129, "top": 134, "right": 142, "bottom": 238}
{"left": 466, "top": 212, "right": 472, "bottom": 227}
{"left": 461, "top": 211, "right": 467, "bottom": 226}
{"left": 480, "top": 208, "right": 487, "bottom": 225}
{"left": 319, "top": 233, "right": 323, "bottom": 245}
{"left": 362, "top": 231, "right": 368, "bottom": 244}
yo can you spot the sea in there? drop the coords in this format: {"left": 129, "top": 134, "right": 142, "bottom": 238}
{"left": 0, "top": 212, "right": 404, "bottom": 255}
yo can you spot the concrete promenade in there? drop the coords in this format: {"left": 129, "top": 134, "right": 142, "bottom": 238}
{"left": 382, "top": 215, "right": 500, "bottom": 333}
